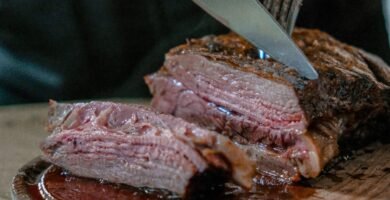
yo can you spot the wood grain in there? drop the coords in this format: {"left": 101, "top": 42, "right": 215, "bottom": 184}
{"left": 1, "top": 99, "right": 389, "bottom": 200}
{"left": 307, "top": 143, "right": 390, "bottom": 200}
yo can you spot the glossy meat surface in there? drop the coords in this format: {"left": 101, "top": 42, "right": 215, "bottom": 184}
{"left": 41, "top": 101, "right": 255, "bottom": 196}
{"left": 145, "top": 28, "right": 390, "bottom": 181}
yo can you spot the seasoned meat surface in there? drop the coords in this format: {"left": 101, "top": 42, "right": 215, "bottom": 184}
{"left": 145, "top": 28, "right": 390, "bottom": 181}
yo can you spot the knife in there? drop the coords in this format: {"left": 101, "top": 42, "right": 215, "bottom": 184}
{"left": 193, "top": 0, "right": 319, "bottom": 80}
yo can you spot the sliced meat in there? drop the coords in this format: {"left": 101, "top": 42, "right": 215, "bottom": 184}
{"left": 40, "top": 101, "right": 255, "bottom": 197}
{"left": 145, "top": 28, "right": 390, "bottom": 182}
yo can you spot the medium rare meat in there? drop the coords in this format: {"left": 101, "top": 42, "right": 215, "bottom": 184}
{"left": 145, "top": 28, "right": 390, "bottom": 182}
{"left": 40, "top": 101, "right": 255, "bottom": 196}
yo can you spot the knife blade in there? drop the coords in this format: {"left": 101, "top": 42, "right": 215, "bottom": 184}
{"left": 193, "top": 0, "right": 319, "bottom": 80}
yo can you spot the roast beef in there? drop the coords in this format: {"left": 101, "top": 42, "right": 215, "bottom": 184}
{"left": 40, "top": 101, "right": 255, "bottom": 197}
{"left": 145, "top": 28, "right": 390, "bottom": 182}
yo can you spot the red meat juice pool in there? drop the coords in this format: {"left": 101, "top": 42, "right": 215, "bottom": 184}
{"left": 27, "top": 166, "right": 316, "bottom": 200}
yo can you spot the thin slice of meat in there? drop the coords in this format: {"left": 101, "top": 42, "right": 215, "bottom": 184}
{"left": 40, "top": 101, "right": 255, "bottom": 197}
{"left": 145, "top": 28, "right": 390, "bottom": 182}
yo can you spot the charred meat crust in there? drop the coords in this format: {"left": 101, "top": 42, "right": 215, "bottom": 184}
{"left": 166, "top": 29, "right": 389, "bottom": 123}
{"left": 145, "top": 28, "right": 390, "bottom": 181}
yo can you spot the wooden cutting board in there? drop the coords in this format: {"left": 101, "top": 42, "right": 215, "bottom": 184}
{"left": 298, "top": 142, "right": 390, "bottom": 200}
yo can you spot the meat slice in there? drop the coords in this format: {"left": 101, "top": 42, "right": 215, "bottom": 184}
{"left": 145, "top": 28, "right": 390, "bottom": 182}
{"left": 40, "top": 101, "right": 255, "bottom": 196}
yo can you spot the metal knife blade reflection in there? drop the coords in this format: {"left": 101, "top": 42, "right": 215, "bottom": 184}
{"left": 193, "top": 0, "right": 319, "bottom": 80}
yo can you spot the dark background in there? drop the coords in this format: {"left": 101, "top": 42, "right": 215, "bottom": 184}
{"left": 0, "top": 0, "right": 388, "bottom": 105}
